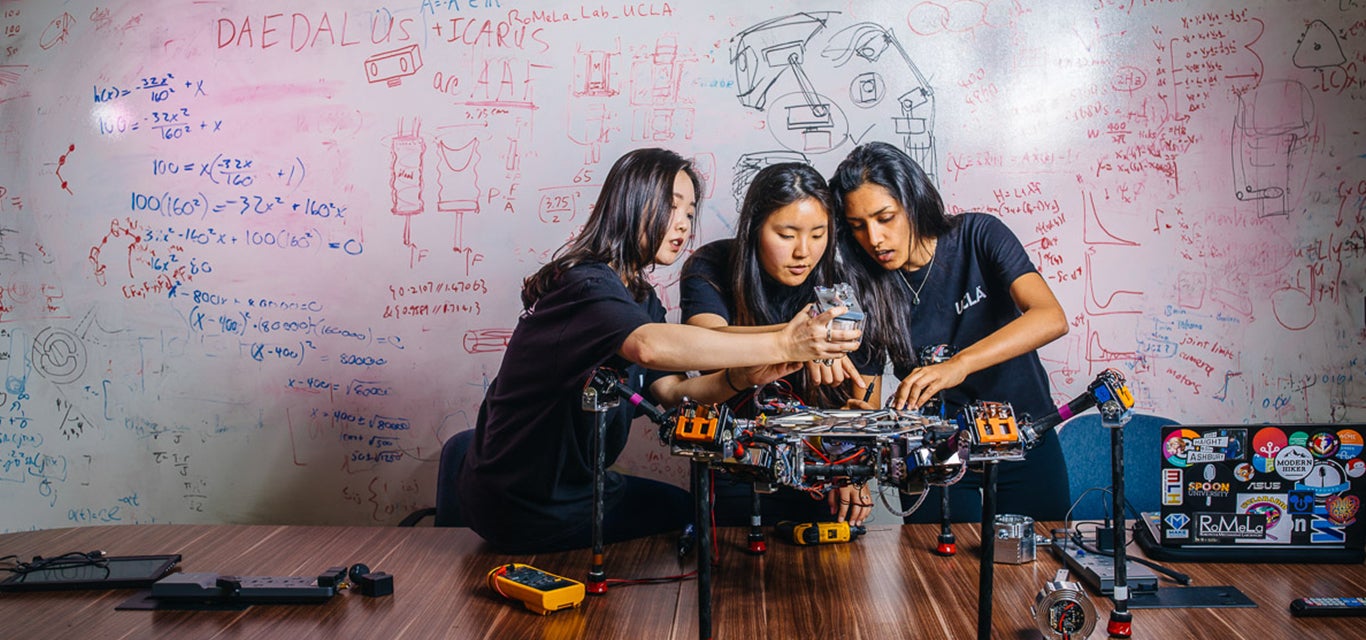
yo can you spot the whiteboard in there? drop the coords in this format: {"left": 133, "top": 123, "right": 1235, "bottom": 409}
{"left": 1, "top": 0, "right": 1363, "bottom": 531}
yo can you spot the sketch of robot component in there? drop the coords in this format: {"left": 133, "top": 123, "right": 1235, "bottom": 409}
{"left": 435, "top": 135, "right": 482, "bottom": 252}
{"left": 731, "top": 13, "right": 845, "bottom": 154}
{"left": 31, "top": 326, "right": 85, "bottom": 384}
{"left": 848, "top": 71, "right": 885, "bottom": 107}
{"left": 366, "top": 44, "right": 423, "bottom": 87}
{"left": 55, "top": 143, "right": 75, "bottom": 194}
{"left": 732, "top": 151, "right": 808, "bottom": 203}
{"left": 462, "top": 328, "right": 513, "bottom": 354}
{"left": 731, "top": 14, "right": 938, "bottom": 178}
{"left": 574, "top": 40, "right": 621, "bottom": 97}
{"left": 567, "top": 42, "right": 620, "bottom": 163}
{"left": 499, "top": 117, "right": 531, "bottom": 190}
{"left": 732, "top": 12, "right": 835, "bottom": 111}
{"left": 1231, "top": 80, "right": 1316, "bottom": 218}
{"left": 568, "top": 102, "right": 612, "bottom": 165}
{"left": 389, "top": 119, "right": 426, "bottom": 246}
{"left": 764, "top": 90, "right": 847, "bottom": 154}
{"left": 823, "top": 22, "right": 938, "bottom": 182}
{"left": 1293, "top": 20, "right": 1346, "bottom": 69}
{"left": 630, "top": 36, "right": 696, "bottom": 142}
{"left": 1176, "top": 271, "right": 1207, "bottom": 310}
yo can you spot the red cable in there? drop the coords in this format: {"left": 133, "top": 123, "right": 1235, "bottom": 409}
{"left": 605, "top": 571, "right": 698, "bottom": 586}
{"left": 829, "top": 447, "right": 867, "bottom": 465}
{"left": 488, "top": 565, "right": 510, "bottom": 598}
{"left": 803, "top": 439, "right": 832, "bottom": 463}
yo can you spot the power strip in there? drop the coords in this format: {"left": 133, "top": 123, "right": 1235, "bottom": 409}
{"left": 1051, "top": 540, "right": 1158, "bottom": 596}
{"left": 151, "top": 572, "right": 335, "bottom": 604}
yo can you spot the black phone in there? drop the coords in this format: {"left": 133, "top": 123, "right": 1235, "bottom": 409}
{"left": 0, "top": 554, "right": 181, "bottom": 591}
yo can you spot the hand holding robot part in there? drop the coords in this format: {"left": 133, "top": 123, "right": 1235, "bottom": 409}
{"left": 812, "top": 284, "right": 865, "bottom": 366}
{"left": 788, "top": 302, "right": 861, "bottom": 364}
{"left": 892, "top": 358, "right": 971, "bottom": 411}
{"left": 813, "top": 283, "right": 866, "bottom": 344}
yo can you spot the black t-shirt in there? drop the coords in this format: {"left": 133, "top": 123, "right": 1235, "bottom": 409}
{"left": 679, "top": 238, "right": 880, "bottom": 378}
{"left": 897, "top": 212, "right": 1053, "bottom": 420}
{"left": 680, "top": 239, "right": 798, "bottom": 325}
{"left": 678, "top": 239, "right": 734, "bottom": 321}
{"left": 457, "top": 262, "right": 666, "bottom": 546}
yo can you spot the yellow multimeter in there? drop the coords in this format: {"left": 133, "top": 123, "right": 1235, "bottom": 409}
{"left": 775, "top": 520, "right": 865, "bottom": 545}
{"left": 486, "top": 563, "right": 585, "bottom": 615}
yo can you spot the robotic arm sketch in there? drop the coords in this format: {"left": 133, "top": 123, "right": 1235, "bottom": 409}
{"left": 731, "top": 12, "right": 834, "bottom": 112}
{"left": 730, "top": 13, "right": 938, "bottom": 179}
{"left": 824, "top": 21, "right": 937, "bottom": 182}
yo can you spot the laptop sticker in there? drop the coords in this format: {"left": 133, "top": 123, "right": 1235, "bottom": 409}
{"left": 1253, "top": 427, "right": 1287, "bottom": 473}
{"left": 1237, "top": 494, "right": 1289, "bottom": 542}
{"left": 1337, "top": 429, "right": 1363, "bottom": 461}
{"left": 1164, "top": 428, "right": 1201, "bottom": 467}
{"left": 1274, "top": 445, "right": 1315, "bottom": 482}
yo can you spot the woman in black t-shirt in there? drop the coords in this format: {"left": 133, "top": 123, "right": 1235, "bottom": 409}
{"left": 457, "top": 148, "right": 862, "bottom": 553}
{"left": 679, "top": 162, "right": 880, "bottom": 528}
{"left": 828, "top": 142, "right": 1072, "bottom": 523}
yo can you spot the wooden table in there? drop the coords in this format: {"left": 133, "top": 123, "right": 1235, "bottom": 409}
{"left": 0, "top": 522, "right": 1363, "bottom": 639}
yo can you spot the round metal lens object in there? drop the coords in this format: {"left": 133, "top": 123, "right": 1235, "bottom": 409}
{"left": 1032, "top": 570, "right": 1097, "bottom": 639}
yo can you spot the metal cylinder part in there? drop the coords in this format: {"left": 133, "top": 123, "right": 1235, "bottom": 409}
{"left": 993, "top": 513, "right": 1036, "bottom": 564}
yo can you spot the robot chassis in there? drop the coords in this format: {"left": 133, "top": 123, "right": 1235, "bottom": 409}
{"left": 583, "top": 368, "right": 1135, "bottom": 640}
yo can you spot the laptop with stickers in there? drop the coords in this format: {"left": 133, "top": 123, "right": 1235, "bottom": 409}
{"left": 1136, "top": 424, "right": 1365, "bottom": 563}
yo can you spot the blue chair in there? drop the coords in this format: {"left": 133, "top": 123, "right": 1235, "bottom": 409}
{"left": 398, "top": 429, "right": 475, "bottom": 527}
{"left": 1056, "top": 413, "right": 1177, "bottom": 520}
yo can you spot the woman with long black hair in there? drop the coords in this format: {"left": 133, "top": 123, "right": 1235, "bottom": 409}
{"left": 829, "top": 141, "right": 1071, "bottom": 523}
{"left": 680, "top": 161, "right": 879, "bottom": 527}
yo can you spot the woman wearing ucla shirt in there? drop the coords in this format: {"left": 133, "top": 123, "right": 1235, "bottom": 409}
{"left": 829, "top": 141, "right": 1070, "bottom": 522}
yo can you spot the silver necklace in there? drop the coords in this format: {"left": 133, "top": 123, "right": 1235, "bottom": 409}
{"left": 898, "top": 249, "right": 935, "bottom": 305}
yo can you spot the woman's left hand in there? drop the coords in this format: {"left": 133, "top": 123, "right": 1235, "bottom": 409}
{"left": 828, "top": 482, "right": 873, "bottom": 527}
